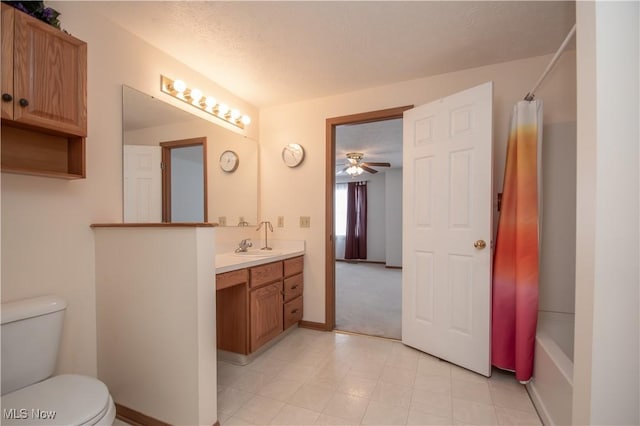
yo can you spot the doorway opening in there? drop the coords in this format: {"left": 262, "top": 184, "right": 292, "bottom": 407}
{"left": 325, "top": 106, "right": 412, "bottom": 337}
{"left": 160, "top": 137, "right": 208, "bottom": 223}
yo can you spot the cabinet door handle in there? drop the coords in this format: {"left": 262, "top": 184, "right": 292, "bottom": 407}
{"left": 291, "top": 309, "right": 299, "bottom": 314}
{"left": 290, "top": 285, "right": 298, "bottom": 290}
{"left": 2, "top": 93, "right": 12, "bottom": 102}
{"left": 19, "top": 98, "right": 29, "bottom": 107}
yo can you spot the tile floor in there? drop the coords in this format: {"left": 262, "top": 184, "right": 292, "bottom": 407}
{"left": 218, "top": 328, "right": 542, "bottom": 425}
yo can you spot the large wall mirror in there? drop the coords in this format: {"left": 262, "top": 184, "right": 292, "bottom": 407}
{"left": 122, "top": 85, "right": 258, "bottom": 226}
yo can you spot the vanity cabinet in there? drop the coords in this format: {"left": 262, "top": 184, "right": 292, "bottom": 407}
{"left": 216, "top": 255, "right": 304, "bottom": 358}
{"left": 1, "top": 3, "right": 87, "bottom": 179}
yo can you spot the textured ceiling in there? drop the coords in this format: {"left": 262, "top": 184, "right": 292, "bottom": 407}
{"left": 94, "top": 1, "right": 576, "bottom": 108}
{"left": 335, "top": 119, "right": 403, "bottom": 173}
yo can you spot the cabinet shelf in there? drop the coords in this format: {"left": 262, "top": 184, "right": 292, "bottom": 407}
{"left": 1, "top": 125, "right": 85, "bottom": 179}
{"left": 1, "top": 3, "right": 87, "bottom": 179}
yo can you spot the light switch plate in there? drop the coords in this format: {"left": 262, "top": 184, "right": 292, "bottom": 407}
{"left": 218, "top": 216, "right": 227, "bottom": 226}
{"left": 300, "top": 216, "right": 310, "bottom": 228}
{"left": 277, "top": 216, "right": 284, "bottom": 227}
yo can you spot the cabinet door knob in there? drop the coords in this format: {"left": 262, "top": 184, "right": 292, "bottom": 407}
{"left": 2, "top": 93, "right": 12, "bottom": 102}
{"left": 19, "top": 98, "right": 29, "bottom": 107}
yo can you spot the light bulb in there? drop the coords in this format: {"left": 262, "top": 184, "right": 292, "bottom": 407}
{"left": 217, "top": 103, "right": 229, "bottom": 116}
{"left": 190, "top": 88, "right": 203, "bottom": 103}
{"left": 172, "top": 79, "right": 186, "bottom": 93}
{"left": 205, "top": 96, "right": 216, "bottom": 108}
{"left": 241, "top": 115, "right": 251, "bottom": 125}
{"left": 230, "top": 109, "right": 241, "bottom": 120}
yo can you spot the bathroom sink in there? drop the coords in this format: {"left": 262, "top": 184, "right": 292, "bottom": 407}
{"left": 233, "top": 250, "right": 281, "bottom": 257}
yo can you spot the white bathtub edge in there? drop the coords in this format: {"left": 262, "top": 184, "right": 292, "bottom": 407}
{"left": 527, "top": 328, "right": 574, "bottom": 425}
{"left": 526, "top": 381, "right": 554, "bottom": 426}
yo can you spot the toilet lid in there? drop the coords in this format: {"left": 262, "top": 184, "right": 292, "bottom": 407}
{"left": 2, "top": 374, "right": 110, "bottom": 426}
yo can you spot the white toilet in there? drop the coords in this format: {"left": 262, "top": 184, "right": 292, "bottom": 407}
{"left": 1, "top": 296, "right": 116, "bottom": 425}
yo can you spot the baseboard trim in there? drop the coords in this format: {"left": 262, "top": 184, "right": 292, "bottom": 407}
{"left": 299, "top": 320, "right": 331, "bottom": 331}
{"left": 116, "top": 403, "right": 170, "bottom": 426}
{"left": 336, "top": 259, "right": 401, "bottom": 269}
{"left": 336, "top": 259, "right": 385, "bottom": 265}
{"left": 116, "top": 404, "right": 219, "bottom": 426}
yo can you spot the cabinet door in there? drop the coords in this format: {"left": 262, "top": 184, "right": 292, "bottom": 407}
{"left": 1, "top": 4, "right": 14, "bottom": 120}
{"left": 250, "top": 282, "right": 283, "bottom": 352}
{"left": 13, "top": 10, "right": 87, "bottom": 136}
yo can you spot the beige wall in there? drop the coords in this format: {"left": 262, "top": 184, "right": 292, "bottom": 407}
{"left": 1, "top": 2, "right": 258, "bottom": 376}
{"left": 574, "top": 2, "right": 639, "bottom": 424}
{"left": 260, "top": 52, "right": 577, "bottom": 323}
{"left": 94, "top": 226, "right": 217, "bottom": 425}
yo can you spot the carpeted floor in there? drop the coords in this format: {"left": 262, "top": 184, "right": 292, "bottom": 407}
{"left": 335, "top": 261, "right": 402, "bottom": 340}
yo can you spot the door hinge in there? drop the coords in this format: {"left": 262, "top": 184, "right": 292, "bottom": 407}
{"left": 497, "top": 192, "right": 503, "bottom": 212}
{"left": 160, "top": 162, "right": 165, "bottom": 170}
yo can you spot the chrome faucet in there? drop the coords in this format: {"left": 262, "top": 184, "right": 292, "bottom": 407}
{"left": 235, "top": 238, "right": 253, "bottom": 253}
{"left": 256, "top": 221, "right": 273, "bottom": 250}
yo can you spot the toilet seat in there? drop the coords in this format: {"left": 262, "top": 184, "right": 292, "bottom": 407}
{"left": 2, "top": 374, "right": 114, "bottom": 425}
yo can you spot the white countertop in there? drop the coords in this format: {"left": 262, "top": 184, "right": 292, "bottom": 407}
{"left": 215, "top": 240, "right": 305, "bottom": 273}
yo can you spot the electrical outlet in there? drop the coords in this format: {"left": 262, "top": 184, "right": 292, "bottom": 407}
{"left": 299, "top": 216, "right": 311, "bottom": 228}
{"left": 218, "top": 216, "right": 227, "bottom": 226}
{"left": 277, "top": 216, "right": 284, "bottom": 227}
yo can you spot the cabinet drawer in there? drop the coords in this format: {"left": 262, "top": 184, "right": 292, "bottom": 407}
{"left": 284, "top": 256, "right": 303, "bottom": 277}
{"left": 284, "top": 296, "right": 303, "bottom": 330}
{"left": 283, "top": 274, "right": 303, "bottom": 302}
{"left": 217, "top": 269, "right": 248, "bottom": 290}
{"left": 250, "top": 261, "right": 283, "bottom": 288}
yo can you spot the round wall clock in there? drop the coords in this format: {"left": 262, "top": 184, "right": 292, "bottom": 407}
{"left": 219, "top": 150, "right": 239, "bottom": 172}
{"left": 282, "top": 143, "right": 305, "bottom": 168}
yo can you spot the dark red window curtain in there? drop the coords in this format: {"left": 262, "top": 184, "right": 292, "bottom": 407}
{"left": 344, "top": 181, "right": 367, "bottom": 259}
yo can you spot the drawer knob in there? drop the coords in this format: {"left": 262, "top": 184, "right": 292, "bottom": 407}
{"left": 19, "top": 98, "right": 29, "bottom": 107}
{"left": 2, "top": 93, "right": 12, "bottom": 102}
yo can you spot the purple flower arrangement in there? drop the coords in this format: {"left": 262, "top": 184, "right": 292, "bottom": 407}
{"left": 4, "top": 1, "right": 61, "bottom": 29}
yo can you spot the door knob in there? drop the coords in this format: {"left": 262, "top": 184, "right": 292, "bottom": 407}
{"left": 474, "top": 240, "right": 487, "bottom": 249}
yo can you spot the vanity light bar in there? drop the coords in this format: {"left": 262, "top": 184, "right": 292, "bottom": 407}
{"left": 160, "top": 75, "right": 251, "bottom": 129}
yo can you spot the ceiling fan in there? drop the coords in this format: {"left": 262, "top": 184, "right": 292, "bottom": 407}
{"left": 338, "top": 152, "right": 391, "bottom": 176}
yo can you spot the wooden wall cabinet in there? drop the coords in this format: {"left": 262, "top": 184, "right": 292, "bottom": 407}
{"left": 1, "top": 3, "right": 87, "bottom": 179}
{"left": 216, "top": 256, "right": 304, "bottom": 358}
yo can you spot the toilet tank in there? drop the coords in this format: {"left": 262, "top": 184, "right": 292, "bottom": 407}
{"left": 1, "top": 296, "right": 67, "bottom": 395}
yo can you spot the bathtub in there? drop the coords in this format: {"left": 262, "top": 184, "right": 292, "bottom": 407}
{"left": 526, "top": 311, "right": 574, "bottom": 426}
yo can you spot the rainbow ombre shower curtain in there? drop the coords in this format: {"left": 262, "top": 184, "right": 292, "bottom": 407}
{"left": 491, "top": 100, "right": 542, "bottom": 382}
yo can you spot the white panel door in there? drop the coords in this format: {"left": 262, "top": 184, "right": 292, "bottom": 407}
{"left": 123, "top": 145, "right": 162, "bottom": 223}
{"left": 402, "top": 82, "right": 493, "bottom": 376}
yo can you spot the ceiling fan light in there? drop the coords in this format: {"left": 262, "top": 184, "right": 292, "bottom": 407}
{"left": 346, "top": 165, "right": 364, "bottom": 176}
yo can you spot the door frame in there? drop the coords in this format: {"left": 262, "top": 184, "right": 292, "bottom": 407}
{"left": 324, "top": 105, "right": 413, "bottom": 331}
{"left": 160, "top": 137, "right": 208, "bottom": 223}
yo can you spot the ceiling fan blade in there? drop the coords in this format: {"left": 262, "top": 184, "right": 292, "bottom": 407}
{"left": 362, "top": 162, "right": 391, "bottom": 167}
{"left": 336, "top": 165, "right": 349, "bottom": 175}
{"left": 361, "top": 165, "right": 378, "bottom": 174}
